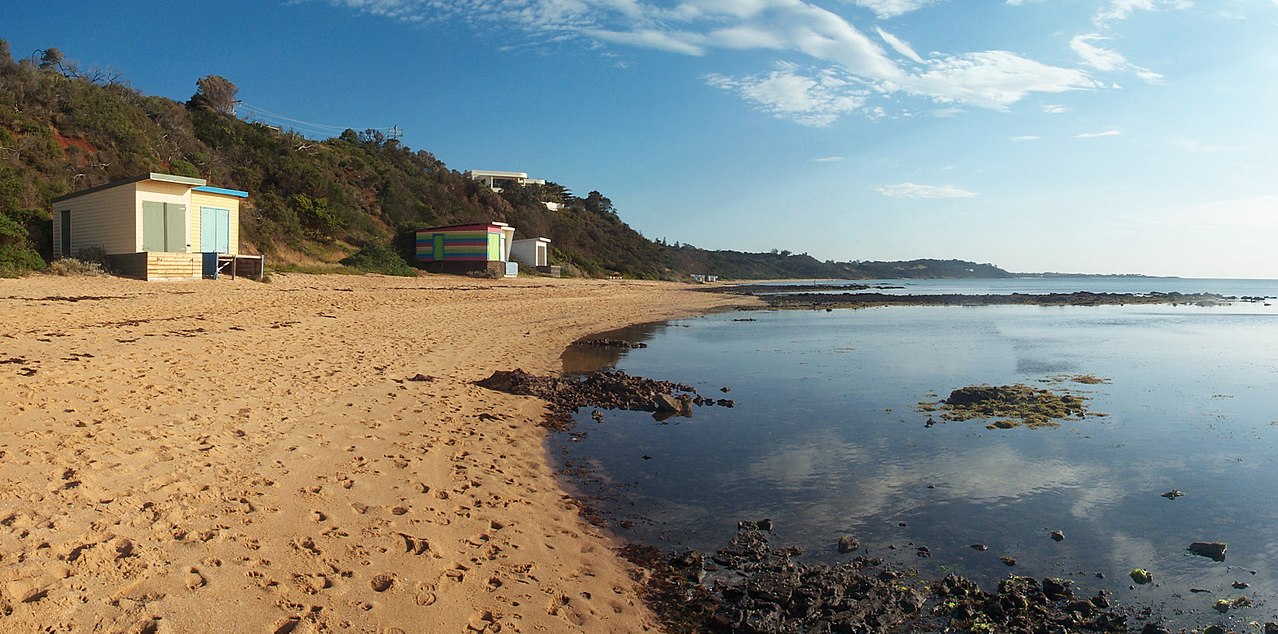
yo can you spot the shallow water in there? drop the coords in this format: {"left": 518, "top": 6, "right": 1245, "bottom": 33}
{"left": 552, "top": 290, "right": 1278, "bottom": 628}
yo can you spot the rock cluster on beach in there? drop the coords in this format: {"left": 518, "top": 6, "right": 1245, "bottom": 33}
{"left": 621, "top": 521, "right": 1139, "bottom": 633}
{"left": 476, "top": 368, "right": 732, "bottom": 428}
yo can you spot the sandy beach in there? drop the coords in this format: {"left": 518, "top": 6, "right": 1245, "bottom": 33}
{"left": 0, "top": 273, "right": 753, "bottom": 633}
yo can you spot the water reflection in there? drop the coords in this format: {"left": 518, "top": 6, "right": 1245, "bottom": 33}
{"left": 551, "top": 303, "right": 1278, "bottom": 628}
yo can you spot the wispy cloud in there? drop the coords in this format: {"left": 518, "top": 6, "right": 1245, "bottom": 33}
{"left": 706, "top": 63, "right": 870, "bottom": 127}
{"left": 1075, "top": 129, "right": 1122, "bottom": 138}
{"left": 1012, "top": 135, "right": 1042, "bottom": 141}
{"left": 1042, "top": 104, "right": 1069, "bottom": 113}
{"left": 814, "top": 156, "right": 845, "bottom": 162}
{"left": 903, "top": 51, "right": 1101, "bottom": 110}
{"left": 876, "top": 27, "right": 924, "bottom": 63}
{"left": 1093, "top": 0, "right": 1194, "bottom": 25}
{"left": 877, "top": 182, "right": 978, "bottom": 199}
{"left": 854, "top": 0, "right": 937, "bottom": 19}
{"left": 318, "top": 0, "right": 1104, "bottom": 123}
{"left": 1070, "top": 34, "right": 1163, "bottom": 83}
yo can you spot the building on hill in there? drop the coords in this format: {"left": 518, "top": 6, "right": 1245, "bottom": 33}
{"left": 464, "top": 170, "right": 563, "bottom": 212}
{"left": 463, "top": 170, "right": 546, "bottom": 192}
{"left": 415, "top": 222, "right": 518, "bottom": 277}
{"left": 51, "top": 173, "right": 263, "bottom": 281}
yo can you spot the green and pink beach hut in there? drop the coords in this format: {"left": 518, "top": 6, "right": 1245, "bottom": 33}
{"left": 415, "top": 221, "right": 517, "bottom": 276}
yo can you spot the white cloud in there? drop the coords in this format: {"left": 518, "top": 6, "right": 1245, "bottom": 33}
{"left": 877, "top": 182, "right": 978, "bottom": 198}
{"left": 876, "top": 27, "right": 924, "bottom": 63}
{"left": 1094, "top": 0, "right": 1194, "bottom": 25}
{"left": 707, "top": 63, "right": 870, "bottom": 126}
{"left": 320, "top": 0, "right": 1106, "bottom": 124}
{"left": 1042, "top": 104, "right": 1069, "bottom": 113}
{"left": 903, "top": 50, "right": 1102, "bottom": 110}
{"left": 1011, "top": 135, "right": 1042, "bottom": 141}
{"left": 1070, "top": 34, "right": 1163, "bottom": 83}
{"left": 853, "top": 0, "right": 936, "bottom": 19}
{"left": 813, "top": 156, "right": 844, "bottom": 162}
{"left": 1075, "top": 129, "right": 1122, "bottom": 138}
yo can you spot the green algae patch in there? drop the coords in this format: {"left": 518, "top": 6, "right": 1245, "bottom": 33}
{"left": 1130, "top": 569, "right": 1153, "bottom": 584}
{"left": 1043, "top": 374, "right": 1111, "bottom": 385}
{"left": 918, "top": 383, "right": 1104, "bottom": 429}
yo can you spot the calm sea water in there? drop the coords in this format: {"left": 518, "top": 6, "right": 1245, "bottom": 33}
{"left": 757, "top": 277, "right": 1278, "bottom": 297}
{"left": 553, "top": 278, "right": 1278, "bottom": 628}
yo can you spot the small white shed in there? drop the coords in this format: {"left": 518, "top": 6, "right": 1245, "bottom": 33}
{"left": 511, "top": 237, "right": 551, "bottom": 268}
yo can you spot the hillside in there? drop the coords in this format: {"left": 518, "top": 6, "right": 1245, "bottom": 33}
{"left": 0, "top": 40, "right": 1010, "bottom": 280}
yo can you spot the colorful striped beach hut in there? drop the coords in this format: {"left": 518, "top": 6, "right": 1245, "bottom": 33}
{"left": 415, "top": 222, "right": 517, "bottom": 276}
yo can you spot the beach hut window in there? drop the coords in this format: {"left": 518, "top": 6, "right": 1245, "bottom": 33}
{"left": 142, "top": 201, "right": 186, "bottom": 252}
{"left": 200, "top": 206, "right": 231, "bottom": 253}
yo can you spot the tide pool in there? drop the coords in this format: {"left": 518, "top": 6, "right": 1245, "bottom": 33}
{"left": 554, "top": 295, "right": 1278, "bottom": 627}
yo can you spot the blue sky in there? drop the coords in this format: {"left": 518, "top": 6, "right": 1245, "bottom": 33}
{"left": 6, "top": 0, "right": 1277, "bottom": 276}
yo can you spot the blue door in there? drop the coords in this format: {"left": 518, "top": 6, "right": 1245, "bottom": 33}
{"left": 200, "top": 207, "right": 230, "bottom": 253}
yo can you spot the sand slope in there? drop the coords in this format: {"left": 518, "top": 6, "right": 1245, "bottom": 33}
{"left": 0, "top": 273, "right": 752, "bottom": 633}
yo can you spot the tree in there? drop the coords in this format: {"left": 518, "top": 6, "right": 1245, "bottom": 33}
{"left": 583, "top": 190, "right": 614, "bottom": 216}
{"left": 36, "top": 47, "right": 63, "bottom": 71}
{"left": 188, "top": 75, "right": 238, "bottom": 115}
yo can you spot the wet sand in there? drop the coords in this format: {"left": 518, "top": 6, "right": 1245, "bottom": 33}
{"left": 0, "top": 273, "right": 753, "bottom": 633}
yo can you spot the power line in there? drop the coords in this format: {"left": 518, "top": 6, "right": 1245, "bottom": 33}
{"left": 238, "top": 101, "right": 400, "bottom": 139}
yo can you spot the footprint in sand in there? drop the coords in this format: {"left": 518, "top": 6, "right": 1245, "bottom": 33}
{"left": 184, "top": 567, "right": 206, "bottom": 589}
{"left": 369, "top": 574, "right": 394, "bottom": 592}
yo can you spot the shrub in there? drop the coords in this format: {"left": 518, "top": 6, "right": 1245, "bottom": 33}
{"left": 46, "top": 257, "right": 103, "bottom": 276}
{"left": 340, "top": 242, "right": 415, "bottom": 276}
{"left": 0, "top": 245, "right": 45, "bottom": 277}
{"left": 168, "top": 159, "right": 200, "bottom": 178}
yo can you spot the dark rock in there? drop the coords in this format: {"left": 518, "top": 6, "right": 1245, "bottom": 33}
{"left": 407, "top": 373, "right": 435, "bottom": 382}
{"left": 1000, "top": 556, "right": 1017, "bottom": 566}
{"left": 654, "top": 393, "right": 682, "bottom": 413}
{"left": 969, "top": 544, "right": 988, "bottom": 551}
{"left": 574, "top": 338, "right": 647, "bottom": 349}
{"left": 720, "top": 386, "right": 731, "bottom": 393}
{"left": 1188, "top": 541, "right": 1227, "bottom": 561}
{"left": 717, "top": 399, "right": 735, "bottom": 407}
{"left": 1160, "top": 490, "right": 1184, "bottom": 499}
{"left": 1141, "top": 624, "right": 1172, "bottom": 634}
{"left": 1264, "top": 622, "right": 1278, "bottom": 634}
{"left": 738, "top": 519, "right": 774, "bottom": 532}
{"left": 1066, "top": 599, "right": 1094, "bottom": 617}
{"left": 837, "top": 535, "right": 859, "bottom": 553}
{"left": 1042, "top": 578, "right": 1072, "bottom": 600}
{"left": 1050, "top": 530, "right": 1064, "bottom": 542}
{"left": 1233, "top": 581, "right": 1250, "bottom": 589}
{"left": 916, "top": 546, "right": 930, "bottom": 558}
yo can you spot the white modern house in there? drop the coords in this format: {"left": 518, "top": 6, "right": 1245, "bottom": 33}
{"left": 465, "top": 170, "right": 565, "bottom": 211}
{"left": 463, "top": 170, "right": 546, "bottom": 192}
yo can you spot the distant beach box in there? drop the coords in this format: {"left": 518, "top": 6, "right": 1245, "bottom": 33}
{"left": 415, "top": 222, "right": 516, "bottom": 276}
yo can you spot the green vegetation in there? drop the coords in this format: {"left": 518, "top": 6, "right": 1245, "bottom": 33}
{"left": 0, "top": 40, "right": 1016, "bottom": 280}
{"left": 917, "top": 384, "right": 1104, "bottom": 430}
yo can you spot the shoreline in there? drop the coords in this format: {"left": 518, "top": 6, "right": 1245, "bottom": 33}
{"left": 0, "top": 273, "right": 756, "bottom": 632}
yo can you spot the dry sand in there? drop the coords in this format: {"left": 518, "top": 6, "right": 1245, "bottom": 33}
{"left": 0, "top": 273, "right": 754, "bottom": 633}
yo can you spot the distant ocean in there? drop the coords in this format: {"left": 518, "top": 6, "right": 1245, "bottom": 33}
{"left": 555, "top": 277, "right": 1278, "bottom": 629}
{"left": 752, "top": 276, "right": 1278, "bottom": 297}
